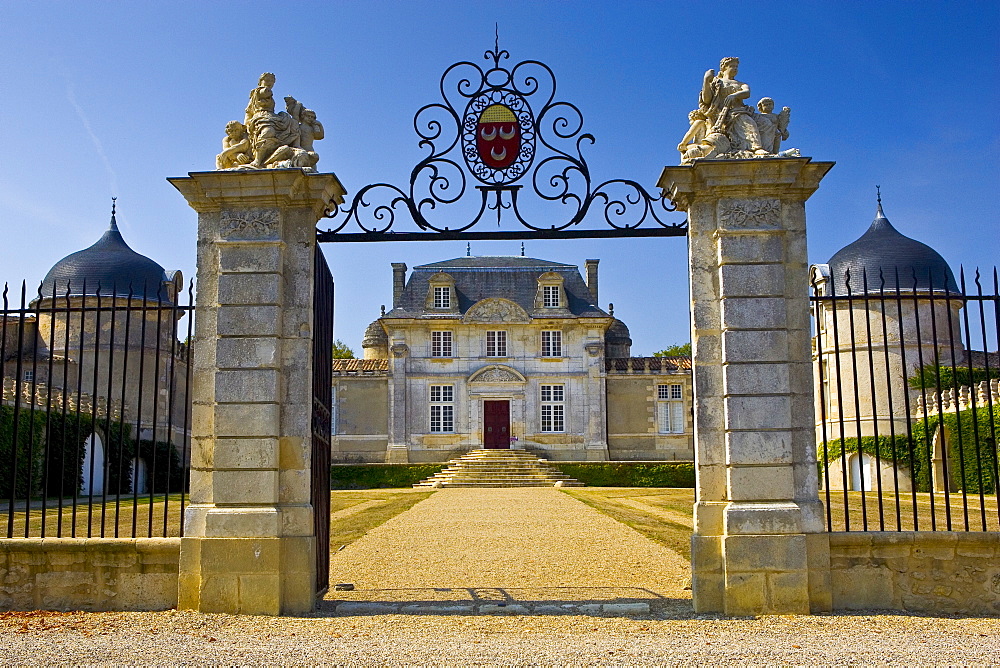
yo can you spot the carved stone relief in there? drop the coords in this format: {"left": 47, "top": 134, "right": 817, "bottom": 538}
{"left": 469, "top": 364, "right": 526, "bottom": 383}
{"left": 220, "top": 208, "right": 280, "bottom": 239}
{"left": 463, "top": 298, "right": 531, "bottom": 324}
{"left": 718, "top": 198, "right": 781, "bottom": 230}
{"left": 390, "top": 343, "right": 409, "bottom": 358}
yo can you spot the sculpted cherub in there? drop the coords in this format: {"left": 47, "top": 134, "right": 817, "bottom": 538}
{"left": 285, "top": 96, "right": 324, "bottom": 152}
{"left": 677, "top": 108, "right": 731, "bottom": 163}
{"left": 216, "top": 120, "right": 252, "bottom": 169}
{"left": 754, "top": 97, "right": 791, "bottom": 154}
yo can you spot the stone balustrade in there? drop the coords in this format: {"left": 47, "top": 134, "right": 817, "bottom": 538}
{"left": 604, "top": 357, "right": 691, "bottom": 374}
{"left": 1, "top": 377, "right": 125, "bottom": 421}
{"left": 914, "top": 379, "right": 999, "bottom": 418}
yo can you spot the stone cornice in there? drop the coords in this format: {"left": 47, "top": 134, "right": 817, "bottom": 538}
{"left": 657, "top": 158, "right": 835, "bottom": 210}
{"left": 168, "top": 169, "right": 346, "bottom": 217}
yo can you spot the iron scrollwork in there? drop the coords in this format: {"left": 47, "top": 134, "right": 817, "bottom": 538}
{"left": 322, "top": 43, "right": 684, "bottom": 239}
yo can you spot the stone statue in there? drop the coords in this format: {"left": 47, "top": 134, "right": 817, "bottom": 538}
{"left": 216, "top": 121, "right": 252, "bottom": 169}
{"left": 215, "top": 73, "right": 324, "bottom": 172}
{"left": 753, "top": 97, "right": 791, "bottom": 154}
{"left": 678, "top": 57, "right": 799, "bottom": 164}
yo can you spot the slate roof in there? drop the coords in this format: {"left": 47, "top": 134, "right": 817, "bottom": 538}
{"left": 828, "top": 203, "right": 956, "bottom": 294}
{"left": 384, "top": 256, "right": 608, "bottom": 318}
{"left": 39, "top": 213, "right": 171, "bottom": 303}
{"left": 605, "top": 357, "right": 692, "bottom": 373}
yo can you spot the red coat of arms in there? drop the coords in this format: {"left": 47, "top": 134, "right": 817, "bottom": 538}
{"left": 476, "top": 104, "right": 520, "bottom": 170}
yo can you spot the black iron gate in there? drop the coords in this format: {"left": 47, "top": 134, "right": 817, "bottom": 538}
{"left": 310, "top": 247, "right": 334, "bottom": 594}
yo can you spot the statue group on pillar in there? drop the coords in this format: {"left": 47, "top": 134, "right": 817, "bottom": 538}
{"left": 216, "top": 73, "right": 324, "bottom": 171}
{"left": 678, "top": 57, "right": 799, "bottom": 164}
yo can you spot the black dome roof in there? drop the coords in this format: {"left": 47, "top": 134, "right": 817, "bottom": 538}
{"left": 828, "top": 203, "right": 956, "bottom": 294}
{"left": 40, "top": 212, "right": 170, "bottom": 303}
{"left": 605, "top": 318, "right": 632, "bottom": 344}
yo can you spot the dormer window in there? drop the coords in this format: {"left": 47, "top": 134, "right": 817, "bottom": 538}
{"left": 543, "top": 285, "right": 560, "bottom": 308}
{"left": 425, "top": 271, "right": 458, "bottom": 313}
{"left": 534, "top": 271, "right": 566, "bottom": 310}
{"left": 434, "top": 286, "right": 451, "bottom": 309}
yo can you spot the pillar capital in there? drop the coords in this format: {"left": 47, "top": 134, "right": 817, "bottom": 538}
{"left": 168, "top": 169, "right": 345, "bottom": 219}
{"left": 658, "top": 158, "right": 834, "bottom": 209}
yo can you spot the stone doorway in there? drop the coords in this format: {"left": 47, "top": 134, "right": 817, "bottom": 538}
{"left": 483, "top": 400, "right": 510, "bottom": 449}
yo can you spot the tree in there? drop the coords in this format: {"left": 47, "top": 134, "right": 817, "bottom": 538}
{"left": 332, "top": 339, "right": 355, "bottom": 359}
{"left": 653, "top": 342, "right": 691, "bottom": 358}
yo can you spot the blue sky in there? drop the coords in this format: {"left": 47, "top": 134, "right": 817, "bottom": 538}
{"left": 0, "top": 1, "right": 997, "bottom": 355}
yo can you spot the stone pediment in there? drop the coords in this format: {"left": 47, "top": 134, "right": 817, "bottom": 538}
{"left": 462, "top": 298, "right": 530, "bottom": 324}
{"left": 468, "top": 364, "right": 527, "bottom": 384}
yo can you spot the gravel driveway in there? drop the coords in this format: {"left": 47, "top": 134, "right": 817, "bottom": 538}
{"left": 2, "top": 488, "right": 998, "bottom": 664}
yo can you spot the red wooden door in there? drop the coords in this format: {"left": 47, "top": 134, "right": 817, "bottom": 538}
{"left": 483, "top": 401, "right": 510, "bottom": 449}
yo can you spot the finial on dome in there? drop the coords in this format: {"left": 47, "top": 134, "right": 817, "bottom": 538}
{"left": 380, "top": 304, "right": 386, "bottom": 316}
{"left": 466, "top": 242, "right": 471, "bottom": 257}
{"left": 520, "top": 242, "right": 525, "bottom": 257}
{"left": 609, "top": 302, "right": 614, "bottom": 316}
{"left": 875, "top": 185, "right": 886, "bottom": 220}
{"left": 110, "top": 197, "right": 120, "bottom": 232}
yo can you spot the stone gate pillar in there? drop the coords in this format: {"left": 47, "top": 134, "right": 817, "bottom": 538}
{"left": 169, "top": 169, "right": 345, "bottom": 615}
{"left": 658, "top": 158, "right": 834, "bottom": 615}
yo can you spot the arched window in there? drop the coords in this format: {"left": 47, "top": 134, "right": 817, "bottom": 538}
{"left": 849, "top": 452, "right": 873, "bottom": 492}
{"left": 81, "top": 433, "right": 105, "bottom": 496}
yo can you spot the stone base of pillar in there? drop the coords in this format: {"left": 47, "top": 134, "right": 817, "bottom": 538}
{"left": 178, "top": 536, "right": 315, "bottom": 615}
{"left": 584, "top": 447, "right": 609, "bottom": 461}
{"left": 385, "top": 447, "right": 410, "bottom": 463}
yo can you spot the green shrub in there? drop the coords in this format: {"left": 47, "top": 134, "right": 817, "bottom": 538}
{"left": 0, "top": 405, "right": 186, "bottom": 499}
{"left": 821, "top": 406, "right": 999, "bottom": 493}
{"left": 551, "top": 462, "right": 695, "bottom": 488}
{"left": 908, "top": 364, "right": 997, "bottom": 390}
{"left": 329, "top": 464, "right": 444, "bottom": 489}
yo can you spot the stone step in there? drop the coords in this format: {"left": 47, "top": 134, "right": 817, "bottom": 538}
{"left": 414, "top": 448, "right": 582, "bottom": 488}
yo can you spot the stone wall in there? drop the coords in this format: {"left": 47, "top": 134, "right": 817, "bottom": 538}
{"left": 606, "top": 374, "right": 693, "bottom": 461}
{"left": 332, "top": 375, "right": 389, "bottom": 462}
{"left": 828, "top": 532, "right": 1000, "bottom": 615}
{"left": 0, "top": 538, "right": 179, "bottom": 611}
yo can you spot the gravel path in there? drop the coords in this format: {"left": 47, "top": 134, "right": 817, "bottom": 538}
{"left": 1, "top": 488, "right": 998, "bottom": 664}
{"left": 325, "top": 488, "right": 691, "bottom": 610}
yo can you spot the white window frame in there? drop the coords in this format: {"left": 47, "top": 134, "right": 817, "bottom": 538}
{"left": 542, "top": 285, "right": 560, "bottom": 308}
{"left": 540, "top": 384, "right": 565, "bottom": 432}
{"left": 486, "top": 330, "right": 507, "bottom": 357}
{"left": 23, "top": 369, "right": 34, "bottom": 382}
{"left": 430, "top": 384, "right": 455, "bottom": 433}
{"left": 657, "top": 383, "right": 685, "bottom": 434}
{"left": 433, "top": 286, "right": 451, "bottom": 309}
{"left": 541, "top": 330, "right": 562, "bottom": 357}
{"left": 431, "top": 330, "right": 453, "bottom": 358}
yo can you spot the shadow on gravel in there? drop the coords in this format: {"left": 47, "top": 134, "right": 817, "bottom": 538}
{"left": 316, "top": 586, "right": 694, "bottom": 618}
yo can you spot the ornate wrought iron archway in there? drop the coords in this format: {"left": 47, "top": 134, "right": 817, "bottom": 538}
{"left": 320, "top": 39, "right": 685, "bottom": 243}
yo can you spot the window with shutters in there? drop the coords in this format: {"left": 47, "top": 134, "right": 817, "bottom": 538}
{"left": 656, "top": 384, "right": 685, "bottom": 434}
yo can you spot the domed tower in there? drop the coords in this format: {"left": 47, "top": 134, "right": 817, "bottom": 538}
{"left": 604, "top": 304, "right": 632, "bottom": 358}
{"left": 811, "top": 196, "right": 963, "bottom": 459}
{"left": 361, "top": 319, "right": 388, "bottom": 360}
{"left": 31, "top": 203, "right": 186, "bottom": 444}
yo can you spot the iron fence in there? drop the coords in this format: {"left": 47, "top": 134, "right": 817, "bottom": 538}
{"left": 811, "top": 266, "right": 998, "bottom": 532}
{"left": 1, "top": 280, "right": 193, "bottom": 538}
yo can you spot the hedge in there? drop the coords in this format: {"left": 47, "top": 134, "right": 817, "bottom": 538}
{"left": 821, "top": 406, "right": 999, "bottom": 493}
{"left": 550, "top": 462, "right": 695, "bottom": 488}
{"left": 329, "top": 464, "right": 445, "bottom": 489}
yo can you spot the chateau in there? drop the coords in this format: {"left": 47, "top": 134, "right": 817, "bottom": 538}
{"left": 330, "top": 255, "right": 693, "bottom": 463}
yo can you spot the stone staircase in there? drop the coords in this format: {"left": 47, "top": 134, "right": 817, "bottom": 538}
{"left": 414, "top": 449, "right": 584, "bottom": 488}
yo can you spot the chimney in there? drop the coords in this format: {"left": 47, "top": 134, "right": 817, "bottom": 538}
{"left": 391, "top": 263, "right": 407, "bottom": 308}
{"left": 585, "top": 259, "right": 599, "bottom": 304}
